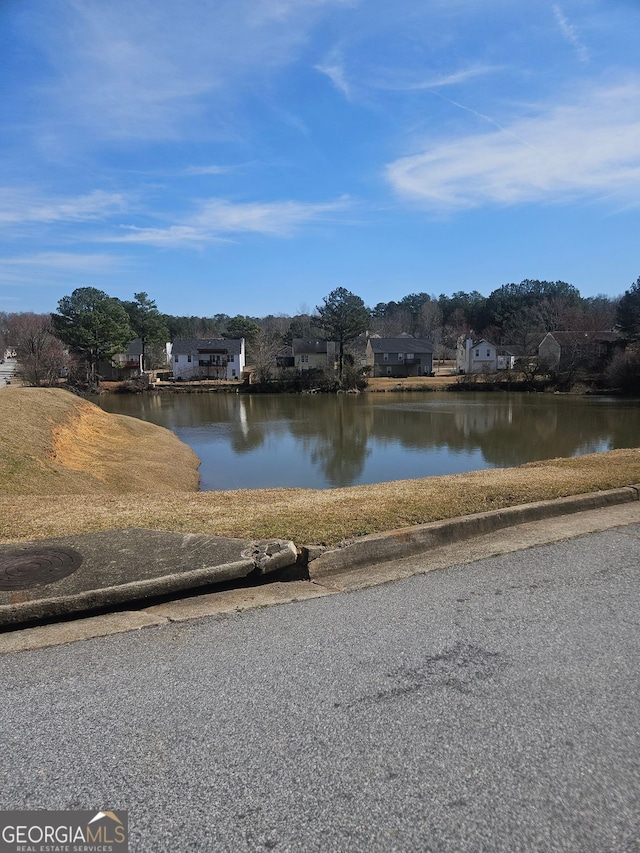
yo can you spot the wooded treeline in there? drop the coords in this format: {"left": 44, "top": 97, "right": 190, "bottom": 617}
{"left": 1, "top": 276, "right": 639, "bottom": 390}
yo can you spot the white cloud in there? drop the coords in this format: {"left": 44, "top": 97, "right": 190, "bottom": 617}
{"left": 113, "top": 225, "right": 220, "bottom": 248}
{"left": 386, "top": 80, "right": 640, "bottom": 210}
{"left": 182, "top": 165, "right": 236, "bottom": 176}
{"left": 33, "top": 0, "right": 352, "bottom": 140}
{"left": 195, "top": 197, "right": 352, "bottom": 234}
{"left": 315, "top": 61, "right": 352, "bottom": 99}
{"left": 0, "top": 252, "right": 125, "bottom": 271}
{"left": 111, "top": 196, "right": 353, "bottom": 247}
{"left": 0, "top": 252, "right": 130, "bottom": 287}
{"left": 0, "top": 189, "right": 127, "bottom": 225}
{"left": 373, "top": 64, "right": 500, "bottom": 92}
{"left": 553, "top": 5, "right": 589, "bottom": 63}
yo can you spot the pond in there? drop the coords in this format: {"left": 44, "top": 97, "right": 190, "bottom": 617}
{"left": 94, "top": 391, "right": 640, "bottom": 491}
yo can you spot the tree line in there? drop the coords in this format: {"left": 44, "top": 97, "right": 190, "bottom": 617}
{"left": 1, "top": 277, "right": 639, "bottom": 389}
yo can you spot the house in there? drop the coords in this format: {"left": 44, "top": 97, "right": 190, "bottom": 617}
{"left": 172, "top": 338, "right": 245, "bottom": 380}
{"left": 496, "top": 345, "right": 527, "bottom": 370}
{"left": 456, "top": 337, "right": 498, "bottom": 374}
{"left": 366, "top": 336, "right": 434, "bottom": 377}
{"left": 292, "top": 339, "right": 337, "bottom": 371}
{"left": 99, "top": 338, "right": 144, "bottom": 380}
{"left": 275, "top": 345, "right": 294, "bottom": 369}
{"left": 538, "top": 331, "right": 622, "bottom": 370}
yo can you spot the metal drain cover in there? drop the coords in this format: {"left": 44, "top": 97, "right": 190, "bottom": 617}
{"left": 0, "top": 547, "right": 83, "bottom": 590}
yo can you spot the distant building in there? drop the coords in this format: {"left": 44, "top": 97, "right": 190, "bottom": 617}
{"left": 275, "top": 345, "right": 294, "bottom": 369}
{"left": 292, "top": 339, "right": 337, "bottom": 371}
{"left": 496, "top": 345, "right": 526, "bottom": 370}
{"left": 172, "top": 338, "right": 245, "bottom": 380}
{"left": 366, "top": 336, "right": 434, "bottom": 377}
{"left": 99, "top": 338, "right": 144, "bottom": 380}
{"left": 456, "top": 337, "right": 498, "bottom": 374}
{"left": 538, "top": 331, "right": 622, "bottom": 370}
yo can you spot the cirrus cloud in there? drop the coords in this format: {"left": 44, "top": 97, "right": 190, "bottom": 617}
{"left": 112, "top": 196, "right": 354, "bottom": 247}
{"left": 386, "top": 80, "right": 640, "bottom": 210}
{"left": 0, "top": 189, "right": 127, "bottom": 225}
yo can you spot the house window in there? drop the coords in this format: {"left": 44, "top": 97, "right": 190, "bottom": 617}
{"left": 383, "top": 352, "right": 389, "bottom": 361}
{"left": 301, "top": 354, "right": 309, "bottom": 363}
{"left": 475, "top": 349, "right": 479, "bottom": 357}
{"left": 487, "top": 349, "right": 491, "bottom": 357}
{"left": 386, "top": 367, "right": 392, "bottom": 375}
{"left": 187, "top": 354, "right": 192, "bottom": 363}
{"left": 174, "top": 355, "right": 179, "bottom": 363}
{"left": 398, "top": 352, "right": 404, "bottom": 361}
{"left": 228, "top": 354, "right": 234, "bottom": 362}
{"left": 407, "top": 352, "right": 414, "bottom": 360}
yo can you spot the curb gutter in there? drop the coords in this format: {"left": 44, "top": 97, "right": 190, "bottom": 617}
{"left": 306, "top": 485, "right": 640, "bottom": 580}
{"left": 1, "top": 487, "right": 638, "bottom": 629}
{"left": 0, "top": 535, "right": 298, "bottom": 628}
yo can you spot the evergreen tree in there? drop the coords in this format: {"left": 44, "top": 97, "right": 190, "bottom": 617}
{"left": 123, "top": 292, "right": 169, "bottom": 370}
{"left": 316, "top": 287, "right": 370, "bottom": 381}
{"left": 617, "top": 277, "right": 640, "bottom": 338}
{"left": 52, "top": 287, "right": 134, "bottom": 387}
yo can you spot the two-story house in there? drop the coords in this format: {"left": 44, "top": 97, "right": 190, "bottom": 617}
{"left": 172, "top": 338, "right": 245, "bottom": 381}
{"left": 366, "top": 336, "right": 434, "bottom": 377}
{"left": 456, "top": 337, "right": 498, "bottom": 374}
{"left": 292, "top": 339, "right": 337, "bottom": 371}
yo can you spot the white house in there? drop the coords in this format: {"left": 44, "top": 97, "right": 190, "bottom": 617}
{"left": 496, "top": 345, "right": 526, "bottom": 370}
{"left": 456, "top": 337, "right": 498, "bottom": 374}
{"left": 172, "top": 338, "right": 245, "bottom": 380}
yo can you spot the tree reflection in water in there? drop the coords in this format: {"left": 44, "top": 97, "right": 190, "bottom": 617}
{"left": 94, "top": 392, "right": 640, "bottom": 490}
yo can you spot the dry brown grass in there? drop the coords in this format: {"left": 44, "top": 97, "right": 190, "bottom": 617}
{"left": 0, "top": 386, "right": 199, "bottom": 496}
{"left": 2, "top": 386, "right": 639, "bottom": 547}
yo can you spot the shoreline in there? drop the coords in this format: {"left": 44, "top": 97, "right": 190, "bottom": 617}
{"left": 97, "top": 376, "right": 630, "bottom": 396}
{"left": 3, "top": 386, "right": 639, "bottom": 548}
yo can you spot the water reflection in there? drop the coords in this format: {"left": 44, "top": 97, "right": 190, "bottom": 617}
{"left": 95, "top": 392, "right": 640, "bottom": 490}
{"left": 289, "top": 397, "right": 373, "bottom": 486}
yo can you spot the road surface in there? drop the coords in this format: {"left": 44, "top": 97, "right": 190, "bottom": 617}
{"left": 0, "top": 356, "right": 16, "bottom": 388}
{"left": 1, "top": 522, "right": 638, "bottom": 851}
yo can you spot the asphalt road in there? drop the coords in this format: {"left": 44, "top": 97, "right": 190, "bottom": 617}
{"left": 0, "top": 357, "right": 16, "bottom": 388}
{"left": 1, "top": 523, "right": 639, "bottom": 852}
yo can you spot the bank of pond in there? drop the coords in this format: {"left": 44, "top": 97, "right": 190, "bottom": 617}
{"left": 94, "top": 390, "right": 640, "bottom": 492}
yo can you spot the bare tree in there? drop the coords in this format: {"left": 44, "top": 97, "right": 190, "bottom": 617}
{"left": 0, "top": 312, "right": 8, "bottom": 356}
{"left": 8, "top": 313, "right": 69, "bottom": 386}
{"left": 249, "top": 328, "right": 284, "bottom": 383}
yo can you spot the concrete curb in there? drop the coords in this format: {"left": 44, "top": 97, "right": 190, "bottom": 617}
{"left": 0, "top": 558, "right": 256, "bottom": 627}
{"left": 307, "top": 485, "right": 640, "bottom": 580}
{"left": 0, "top": 533, "right": 298, "bottom": 628}
{"left": 1, "top": 487, "right": 638, "bottom": 628}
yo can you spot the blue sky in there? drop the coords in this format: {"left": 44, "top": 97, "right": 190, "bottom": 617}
{"left": 2, "top": 0, "right": 639, "bottom": 317}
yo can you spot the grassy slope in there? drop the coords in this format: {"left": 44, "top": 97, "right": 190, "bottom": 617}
{"left": 1, "top": 386, "right": 639, "bottom": 546}
{"left": 0, "top": 387, "right": 200, "bottom": 495}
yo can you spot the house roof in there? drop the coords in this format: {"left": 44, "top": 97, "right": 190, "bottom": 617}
{"left": 497, "top": 344, "right": 526, "bottom": 356}
{"left": 543, "top": 331, "right": 620, "bottom": 345}
{"left": 125, "top": 338, "right": 144, "bottom": 357}
{"left": 172, "top": 338, "right": 244, "bottom": 355}
{"left": 368, "top": 337, "right": 434, "bottom": 354}
{"left": 293, "top": 339, "right": 331, "bottom": 354}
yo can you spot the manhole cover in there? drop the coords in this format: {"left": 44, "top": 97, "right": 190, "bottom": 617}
{"left": 0, "top": 547, "right": 83, "bottom": 591}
